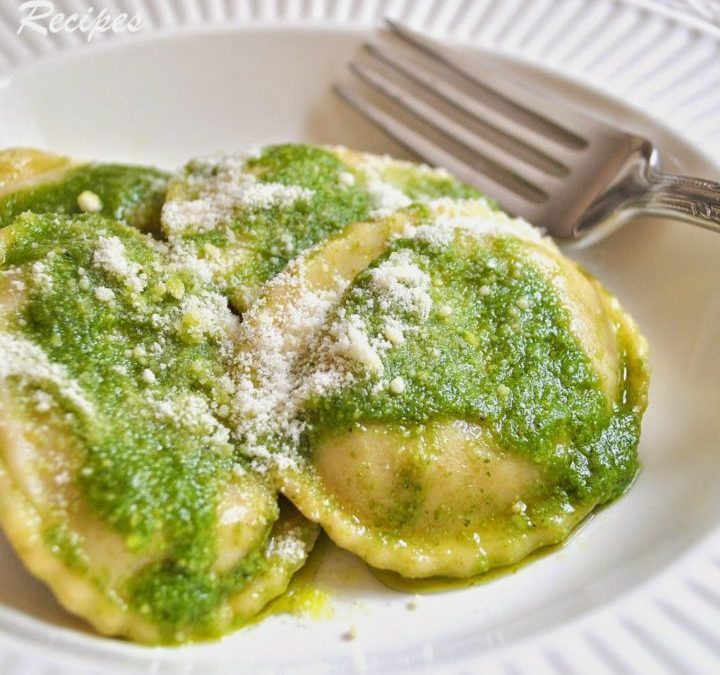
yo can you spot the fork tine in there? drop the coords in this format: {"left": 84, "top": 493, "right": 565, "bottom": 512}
{"left": 357, "top": 44, "right": 570, "bottom": 182}
{"left": 349, "top": 60, "right": 553, "bottom": 201}
{"left": 333, "top": 81, "right": 549, "bottom": 214}
{"left": 362, "top": 41, "right": 569, "bottom": 178}
{"left": 384, "top": 19, "right": 594, "bottom": 149}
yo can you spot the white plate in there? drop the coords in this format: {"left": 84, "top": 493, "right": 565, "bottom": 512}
{"left": 0, "top": 1, "right": 719, "bottom": 673}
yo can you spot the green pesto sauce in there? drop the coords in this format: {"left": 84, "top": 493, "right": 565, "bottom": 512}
{"left": 2, "top": 213, "right": 274, "bottom": 635}
{"left": 377, "top": 164, "right": 482, "bottom": 203}
{"left": 0, "top": 163, "right": 169, "bottom": 231}
{"left": 128, "top": 544, "right": 266, "bottom": 631}
{"left": 179, "top": 144, "right": 481, "bottom": 303}
{"left": 301, "top": 235, "right": 641, "bottom": 506}
{"left": 183, "top": 144, "right": 372, "bottom": 297}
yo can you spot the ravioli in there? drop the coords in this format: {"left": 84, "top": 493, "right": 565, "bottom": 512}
{"left": 160, "top": 143, "right": 481, "bottom": 310}
{"left": 0, "top": 148, "right": 169, "bottom": 232}
{"left": 0, "top": 212, "right": 317, "bottom": 643}
{"left": 231, "top": 199, "right": 649, "bottom": 578}
{"left": 0, "top": 142, "right": 650, "bottom": 639}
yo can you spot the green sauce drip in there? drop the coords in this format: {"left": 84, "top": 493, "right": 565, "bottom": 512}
{"left": 302, "top": 235, "right": 641, "bottom": 505}
{"left": 0, "top": 163, "right": 169, "bottom": 231}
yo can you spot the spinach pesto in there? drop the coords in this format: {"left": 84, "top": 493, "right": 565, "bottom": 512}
{"left": 235, "top": 199, "right": 649, "bottom": 578}
{"left": 0, "top": 149, "right": 169, "bottom": 232}
{"left": 161, "top": 143, "right": 480, "bottom": 310}
{"left": 0, "top": 212, "right": 316, "bottom": 643}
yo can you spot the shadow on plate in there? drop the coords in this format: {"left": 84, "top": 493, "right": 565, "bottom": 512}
{"left": 0, "top": 530, "right": 94, "bottom": 635}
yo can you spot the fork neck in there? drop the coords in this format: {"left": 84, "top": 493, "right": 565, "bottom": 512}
{"left": 576, "top": 155, "right": 720, "bottom": 240}
{"left": 626, "top": 171, "right": 720, "bottom": 235}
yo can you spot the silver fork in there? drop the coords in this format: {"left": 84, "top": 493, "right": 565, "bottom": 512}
{"left": 334, "top": 20, "right": 720, "bottom": 242}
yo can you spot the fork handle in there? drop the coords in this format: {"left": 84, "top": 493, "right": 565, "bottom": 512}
{"left": 628, "top": 172, "right": 720, "bottom": 235}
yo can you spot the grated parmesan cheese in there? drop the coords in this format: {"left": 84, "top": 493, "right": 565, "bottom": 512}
{"left": 151, "top": 391, "right": 232, "bottom": 448}
{"left": 368, "top": 250, "right": 433, "bottom": 319}
{"left": 414, "top": 198, "right": 550, "bottom": 249}
{"left": 177, "top": 291, "right": 240, "bottom": 343}
{"left": 229, "top": 258, "right": 350, "bottom": 471}
{"left": 0, "top": 332, "right": 93, "bottom": 416}
{"left": 228, "top": 229, "right": 435, "bottom": 468}
{"left": 94, "top": 286, "right": 114, "bottom": 302}
{"left": 77, "top": 190, "right": 102, "bottom": 213}
{"left": 225, "top": 198, "right": 553, "bottom": 474}
{"left": 266, "top": 526, "right": 307, "bottom": 564}
{"left": 31, "top": 261, "right": 53, "bottom": 290}
{"left": 330, "top": 316, "right": 384, "bottom": 375}
{"left": 142, "top": 369, "right": 156, "bottom": 385}
{"left": 383, "top": 322, "right": 405, "bottom": 346}
{"left": 93, "top": 235, "right": 147, "bottom": 293}
{"left": 162, "top": 153, "right": 315, "bottom": 235}
{"left": 338, "top": 171, "right": 356, "bottom": 187}
{"left": 389, "top": 377, "right": 406, "bottom": 394}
